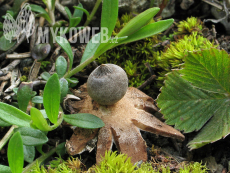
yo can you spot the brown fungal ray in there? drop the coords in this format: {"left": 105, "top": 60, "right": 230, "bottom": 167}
{"left": 66, "top": 84, "right": 185, "bottom": 164}
{"left": 66, "top": 127, "right": 99, "bottom": 155}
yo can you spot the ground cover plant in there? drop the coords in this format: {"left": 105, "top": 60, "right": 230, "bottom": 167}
{"left": 0, "top": 0, "right": 179, "bottom": 172}
{"left": 1, "top": 0, "right": 230, "bottom": 172}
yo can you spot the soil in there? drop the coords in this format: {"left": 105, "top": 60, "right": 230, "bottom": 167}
{"left": 0, "top": 0, "right": 230, "bottom": 172}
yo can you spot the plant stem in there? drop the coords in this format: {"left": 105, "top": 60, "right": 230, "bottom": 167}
{"left": 22, "top": 142, "right": 66, "bottom": 173}
{"left": 0, "top": 125, "right": 17, "bottom": 150}
{"left": 64, "top": 55, "right": 96, "bottom": 78}
{"left": 84, "top": 0, "right": 102, "bottom": 26}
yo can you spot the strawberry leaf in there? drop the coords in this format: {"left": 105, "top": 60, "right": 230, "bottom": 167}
{"left": 157, "top": 48, "right": 230, "bottom": 149}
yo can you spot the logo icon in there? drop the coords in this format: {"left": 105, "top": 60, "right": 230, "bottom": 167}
{"left": 3, "top": 3, "right": 35, "bottom": 43}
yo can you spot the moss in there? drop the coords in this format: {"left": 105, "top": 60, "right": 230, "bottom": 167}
{"left": 30, "top": 157, "right": 83, "bottom": 173}
{"left": 30, "top": 151, "right": 208, "bottom": 173}
{"left": 20, "top": 75, "right": 27, "bottom": 82}
{"left": 174, "top": 17, "right": 203, "bottom": 35}
{"left": 156, "top": 32, "right": 217, "bottom": 88}
{"left": 40, "top": 61, "right": 51, "bottom": 71}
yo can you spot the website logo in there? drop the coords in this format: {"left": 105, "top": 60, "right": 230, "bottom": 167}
{"left": 3, "top": 3, "right": 35, "bottom": 43}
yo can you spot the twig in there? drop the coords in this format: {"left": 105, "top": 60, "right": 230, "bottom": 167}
{"left": 4, "top": 92, "right": 16, "bottom": 101}
{"left": 4, "top": 78, "right": 20, "bottom": 93}
{"left": 0, "top": 72, "right": 11, "bottom": 81}
{"left": 32, "top": 80, "right": 47, "bottom": 87}
{"left": 28, "top": 60, "right": 41, "bottom": 81}
{"left": 137, "top": 75, "right": 156, "bottom": 90}
{"left": 6, "top": 52, "right": 31, "bottom": 59}
{"left": 204, "top": 0, "right": 229, "bottom": 23}
{"left": 0, "top": 33, "right": 27, "bottom": 60}
{"left": 0, "top": 81, "right": 8, "bottom": 96}
{"left": 0, "top": 125, "right": 18, "bottom": 151}
{"left": 55, "top": 0, "right": 68, "bottom": 20}
{"left": 4, "top": 68, "right": 21, "bottom": 92}
{"left": 144, "top": 62, "right": 155, "bottom": 75}
{"left": 0, "top": 60, "right": 21, "bottom": 77}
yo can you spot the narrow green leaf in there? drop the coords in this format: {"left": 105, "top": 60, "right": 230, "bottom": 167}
{"left": 63, "top": 113, "right": 104, "bottom": 129}
{"left": 64, "top": 6, "right": 72, "bottom": 19}
{"left": 0, "top": 102, "right": 31, "bottom": 127}
{"left": 23, "top": 145, "right": 35, "bottom": 163}
{"left": 100, "top": 0, "right": 118, "bottom": 40}
{"left": 15, "top": 127, "right": 48, "bottom": 146}
{"left": 43, "top": 73, "right": 60, "bottom": 124}
{"left": 80, "top": 33, "right": 101, "bottom": 64}
{"left": 51, "top": 0, "right": 56, "bottom": 11}
{"left": 181, "top": 48, "right": 230, "bottom": 94}
{"left": 17, "top": 82, "right": 33, "bottom": 112}
{"left": 32, "top": 96, "right": 43, "bottom": 104}
{"left": 117, "top": 7, "right": 160, "bottom": 37}
{"left": 0, "top": 118, "right": 11, "bottom": 126}
{"left": 55, "top": 56, "right": 67, "bottom": 78}
{"left": 30, "top": 107, "right": 51, "bottom": 131}
{"left": 8, "top": 131, "right": 24, "bottom": 173}
{"left": 55, "top": 36, "right": 73, "bottom": 71}
{"left": 30, "top": 4, "right": 52, "bottom": 24}
{"left": 117, "top": 19, "right": 174, "bottom": 45}
{"left": 73, "top": 3, "right": 84, "bottom": 18}
{"left": 69, "top": 17, "right": 81, "bottom": 28}
{"left": 59, "top": 78, "right": 68, "bottom": 102}
{"left": 95, "top": 36, "right": 128, "bottom": 56}
{"left": 73, "top": 6, "right": 89, "bottom": 18}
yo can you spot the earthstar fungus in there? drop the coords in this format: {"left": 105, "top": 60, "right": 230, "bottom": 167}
{"left": 66, "top": 64, "right": 184, "bottom": 164}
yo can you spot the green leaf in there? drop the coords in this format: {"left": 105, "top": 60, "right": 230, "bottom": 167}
{"left": 117, "top": 7, "right": 160, "bottom": 37}
{"left": 73, "top": 3, "right": 84, "bottom": 18}
{"left": 0, "top": 118, "right": 11, "bottom": 127}
{"left": 55, "top": 142, "right": 66, "bottom": 156}
{"left": 55, "top": 36, "right": 73, "bottom": 71}
{"left": 59, "top": 78, "right": 68, "bottom": 102}
{"left": 65, "top": 6, "right": 72, "bottom": 19}
{"left": 41, "top": 72, "right": 51, "bottom": 81}
{"left": 0, "top": 165, "right": 11, "bottom": 173}
{"left": 80, "top": 33, "right": 101, "bottom": 64}
{"left": 23, "top": 145, "right": 35, "bottom": 163}
{"left": 0, "top": 102, "right": 31, "bottom": 127}
{"left": 157, "top": 70, "right": 224, "bottom": 133}
{"left": 73, "top": 6, "right": 89, "bottom": 18}
{"left": 15, "top": 127, "right": 48, "bottom": 146}
{"left": 17, "top": 82, "right": 33, "bottom": 112}
{"left": 32, "top": 96, "right": 43, "bottom": 104}
{"left": 8, "top": 131, "right": 24, "bottom": 173}
{"left": 43, "top": 73, "right": 60, "bottom": 124}
{"left": 63, "top": 113, "right": 104, "bottom": 129}
{"left": 55, "top": 56, "right": 67, "bottom": 78}
{"left": 66, "top": 77, "right": 78, "bottom": 88}
{"left": 30, "top": 107, "right": 51, "bottom": 131}
{"left": 0, "top": 36, "right": 16, "bottom": 51}
{"left": 181, "top": 48, "right": 230, "bottom": 94}
{"left": 100, "top": 0, "right": 118, "bottom": 40}
{"left": 30, "top": 4, "right": 52, "bottom": 24}
{"left": 117, "top": 19, "right": 174, "bottom": 45}
{"left": 157, "top": 56, "right": 230, "bottom": 150}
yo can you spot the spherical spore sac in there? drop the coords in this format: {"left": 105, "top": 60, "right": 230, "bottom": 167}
{"left": 87, "top": 64, "right": 128, "bottom": 105}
